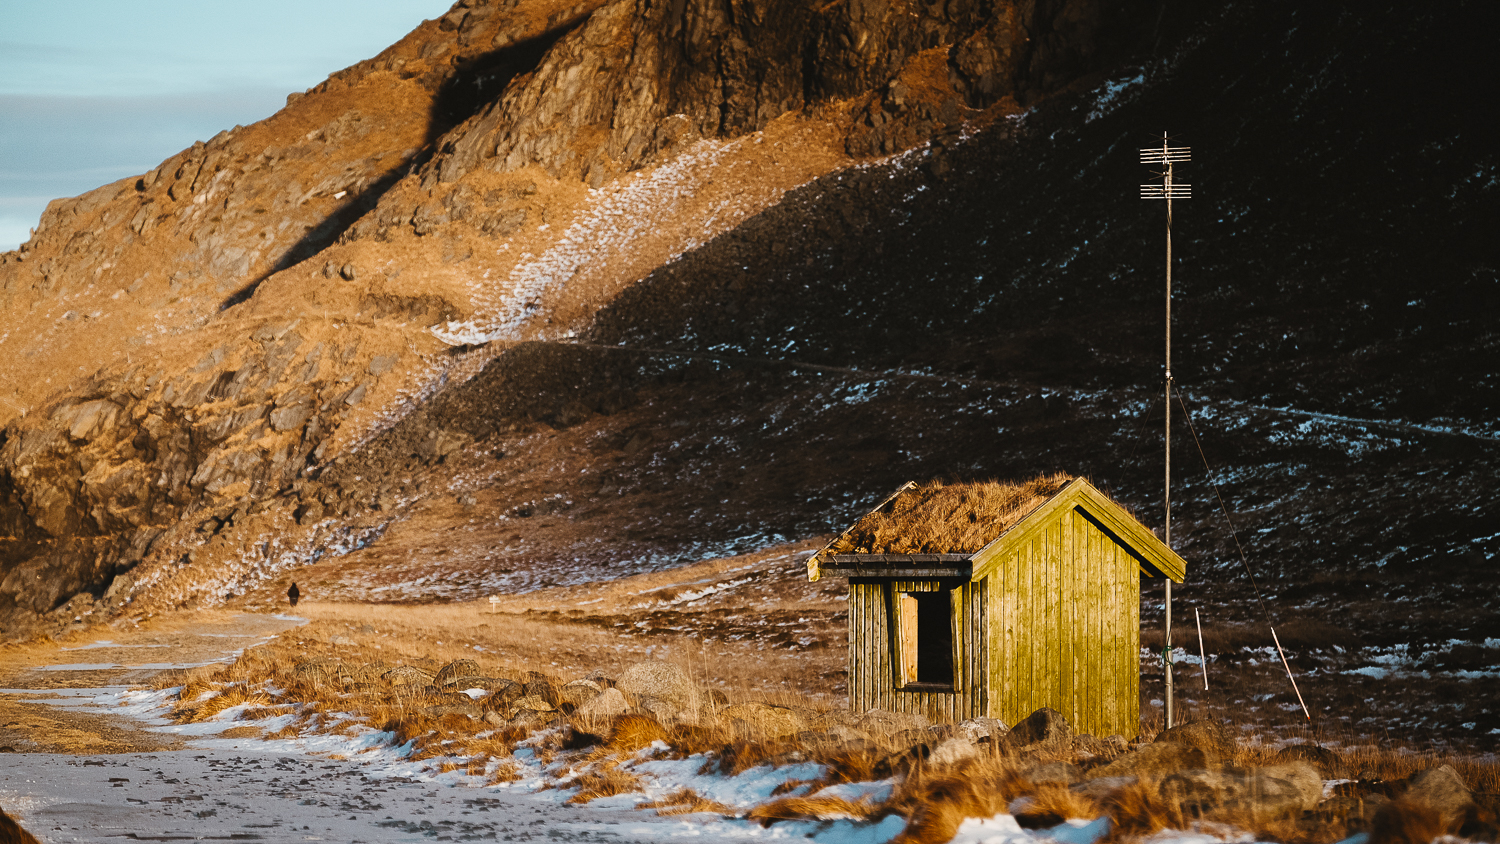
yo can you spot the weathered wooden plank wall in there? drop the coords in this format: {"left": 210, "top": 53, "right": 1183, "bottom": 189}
{"left": 847, "top": 578, "right": 987, "bottom": 724}
{"left": 988, "top": 506, "right": 1140, "bottom": 737}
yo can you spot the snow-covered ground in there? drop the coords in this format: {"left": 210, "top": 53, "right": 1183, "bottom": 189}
{"left": 0, "top": 625, "right": 1331, "bottom": 844}
{"left": 1, "top": 676, "right": 1323, "bottom": 844}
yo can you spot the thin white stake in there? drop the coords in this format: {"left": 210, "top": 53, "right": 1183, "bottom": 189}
{"left": 1195, "top": 607, "right": 1208, "bottom": 691}
{"left": 1270, "top": 626, "right": 1311, "bottom": 720}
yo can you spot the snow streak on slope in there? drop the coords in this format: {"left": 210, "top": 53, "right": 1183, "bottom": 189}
{"left": 431, "top": 135, "right": 816, "bottom": 346}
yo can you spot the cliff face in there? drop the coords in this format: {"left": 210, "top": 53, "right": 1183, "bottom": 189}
{"left": 0, "top": 0, "right": 1171, "bottom": 634}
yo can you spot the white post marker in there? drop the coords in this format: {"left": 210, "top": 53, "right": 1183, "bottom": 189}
{"left": 489, "top": 595, "right": 499, "bottom": 614}
{"left": 1195, "top": 607, "right": 1208, "bottom": 690}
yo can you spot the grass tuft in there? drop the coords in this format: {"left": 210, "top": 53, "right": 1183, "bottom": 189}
{"left": 566, "top": 763, "right": 643, "bottom": 804}
{"left": 748, "top": 795, "right": 878, "bottom": 824}
{"left": 638, "top": 788, "right": 735, "bottom": 817}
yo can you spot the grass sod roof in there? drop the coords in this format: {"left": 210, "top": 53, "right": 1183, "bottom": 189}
{"left": 808, "top": 473, "right": 1185, "bottom": 582}
{"left": 823, "top": 473, "right": 1076, "bottom": 556}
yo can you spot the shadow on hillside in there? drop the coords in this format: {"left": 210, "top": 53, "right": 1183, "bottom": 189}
{"left": 219, "top": 21, "right": 585, "bottom": 312}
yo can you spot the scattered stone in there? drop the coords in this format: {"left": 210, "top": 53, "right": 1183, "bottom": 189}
{"left": 854, "top": 708, "right": 930, "bottom": 735}
{"left": 1158, "top": 762, "right": 1323, "bottom": 818}
{"left": 1003, "top": 708, "right": 1072, "bottom": 750}
{"left": 954, "top": 717, "right": 1008, "bottom": 742}
{"left": 522, "top": 677, "right": 559, "bottom": 706}
{"left": 928, "top": 736, "right": 984, "bottom": 768}
{"left": 340, "top": 263, "right": 357, "bottom": 280}
{"left": 423, "top": 703, "right": 482, "bottom": 720}
{"left": 441, "top": 675, "right": 506, "bottom": 692}
{"left": 1403, "top": 764, "right": 1474, "bottom": 825}
{"left": 508, "top": 695, "right": 554, "bottom": 715}
{"left": 559, "top": 679, "right": 602, "bottom": 707}
{"left": 1021, "top": 760, "right": 1082, "bottom": 785}
{"left": 382, "top": 666, "right": 433, "bottom": 686}
{"left": 575, "top": 688, "right": 630, "bottom": 722}
{"left": 434, "top": 659, "right": 482, "bottom": 686}
{"left": 615, "top": 660, "right": 696, "bottom": 707}
{"left": 636, "top": 696, "right": 682, "bottom": 726}
{"left": 1086, "top": 741, "right": 1209, "bottom": 780}
{"left": 1073, "top": 775, "right": 1139, "bottom": 802}
{"left": 1272, "top": 743, "right": 1349, "bottom": 779}
{"left": 722, "top": 702, "right": 806, "bottom": 738}
{"left": 1154, "top": 720, "right": 1232, "bottom": 767}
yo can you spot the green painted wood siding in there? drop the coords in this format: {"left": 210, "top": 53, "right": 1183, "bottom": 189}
{"left": 987, "top": 505, "right": 1140, "bottom": 737}
{"left": 847, "top": 578, "right": 987, "bottom": 723}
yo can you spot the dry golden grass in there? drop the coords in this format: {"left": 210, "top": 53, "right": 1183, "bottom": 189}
{"left": 566, "top": 763, "right": 644, "bottom": 804}
{"left": 1098, "top": 778, "right": 1183, "bottom": 843}
{"left": 0, "top": 805, "right": 44, "bottom": 844}
{"left": 637, "top": 788, "right": 735, "bottom": 816}
{"left": 748, "top": 795, "right": 879, "bottom": 824}
{"left": 113, "top": 599, "right": 1500, "bottom": 844}
{"left": 1017, "top": 783, "right": 1099, "bottom": 826}
{"left": 170, "top": 683, "right": 271, "bottom": 723}
{"left": 217, "top": 726, "right": 262, "bottom": 739}
{"left": 823, "top": 474, "right": 1074, "bottom": 555}
{"left": 1369, "top": 799, "right": 1447, "bottom": 844}
{"left": 607, "top": 714, "right": 668, "bottom": 752}
{"left": 885, "top": 756, "right": 1029, "bottom": 844}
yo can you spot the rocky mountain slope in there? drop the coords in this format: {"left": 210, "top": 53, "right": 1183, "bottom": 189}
{"left": 1, "top": 0, "right": 1496, "bottom": 707}
{"left": 0, "top": 0, "right": 1183, "bottom": 634}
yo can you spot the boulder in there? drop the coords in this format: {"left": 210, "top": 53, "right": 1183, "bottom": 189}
{"left": 434, "top": 659, "right": 482, "bottom": 686}
{"left": 1261, "top": 763, "right": 1326, "bottom": 811}
{"left": 508, "top": 708, "right": 550, "bottom": 729}
{"left": 508, "top": 695, "right": 554, "bottom": 715}
{"left": 1271, "top": 744, "right": 1349, "bottom": 779}
{"left": 636, "top": 696, "right": 683, "bottom": 726}
{"left": 575, "top": 687, "right": 630, "bottom": 722}
{"left": 928, "top": 736, "right": 983, "bottom": 768}
{"left": 423, "top": 703, "right": 482, "bottom": 720}
{"left": 443, "top": 676, "right": 508, "bottom": 692}
{"left": 1074, "top": 776, "right": 1140, "bottom": 802}
{"left": 954, "top": 717, "right": 1008, "bottom": 742}
{"left": 1022, "top": 760, "right": 1083, "bottom": 784}
{"left": 1158, "top": 762, "right": 1323, "bottom": 819}
{"left": 1086, "top": 741, "right": 1209, "bottom": 780}
{"left": 382, "top": 665, "right": 433, "bottom": 686}
{"left": 1403, "top": 764, "right": 1474, "bottom": 825}
{"left": 615, "top": 660, "right": 696, "bottom": 707}
{"left": 1003, "top": 708, "right": 1072, "bottom": 750}
{"left": 854, "top": 708, "right": 930, "bottom": 735}
{"left": 559, "top": 679, "right": 602, "bottom": 707}
{"left": 522, "top": 677, "right": 559, "bottom": 706}
{"left": 722, "top": 702, "right": 807, "bottom": 738}
{"left": 1154, "top": 720, "right": 1232, "bottom": 767}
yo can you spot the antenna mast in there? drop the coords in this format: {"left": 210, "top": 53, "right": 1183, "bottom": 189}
{"left": 1141, "top": 132, "right": 1190, "bottom": 729}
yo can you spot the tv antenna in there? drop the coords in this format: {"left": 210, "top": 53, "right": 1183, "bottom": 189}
{"left": 1141, "top": 132, "right": 1189, "bottom": 729}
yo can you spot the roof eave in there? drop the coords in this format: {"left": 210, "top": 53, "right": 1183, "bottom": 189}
{"left": 816, "top": 554, "right": 974, "bottom": 580}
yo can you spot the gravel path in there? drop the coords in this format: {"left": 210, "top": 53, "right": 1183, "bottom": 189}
{"left": 0, "top": 612, "right": 686, "bottom": 843}
{"left": 4, "top": 749, "right": 676, "bottom": 843}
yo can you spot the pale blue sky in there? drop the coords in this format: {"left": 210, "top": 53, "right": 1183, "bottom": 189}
{"left": 0, "top": 0, "right": 453, "bottom": 250}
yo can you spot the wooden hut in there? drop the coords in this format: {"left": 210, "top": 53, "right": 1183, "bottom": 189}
{"left": 807, "top": 474, "right": 1186, "bottom": 737}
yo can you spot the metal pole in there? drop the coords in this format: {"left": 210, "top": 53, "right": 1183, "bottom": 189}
{"left": 1138, "top": 132, "right": 1189, "bottom": 732}
{"left": 1163, "top": 133, "right": 1174, "bottom": 730}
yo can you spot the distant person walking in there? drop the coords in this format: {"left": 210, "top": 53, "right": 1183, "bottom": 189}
{"left": 287, "top": 582, "right": 300, "bottom": 607}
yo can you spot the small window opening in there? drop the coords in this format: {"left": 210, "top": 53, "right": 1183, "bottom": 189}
{"left": 898, "top": 590, "right": 954, "bottom": 687}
